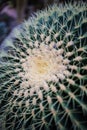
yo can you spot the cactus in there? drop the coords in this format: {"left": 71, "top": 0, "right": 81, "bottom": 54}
{"left": 0, "top": 2, "right": 87, "bottom": 130}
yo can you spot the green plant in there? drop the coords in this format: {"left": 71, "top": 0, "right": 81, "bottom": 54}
{"left": 0, "top": 2, "right": 87, "bottom": 130}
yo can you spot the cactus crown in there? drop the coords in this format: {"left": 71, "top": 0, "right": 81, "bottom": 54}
{"left": 0, "top": 2, "right": 87, "bottom": 130}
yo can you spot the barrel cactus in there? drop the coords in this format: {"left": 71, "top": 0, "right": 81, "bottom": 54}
{"left": 0, "top": 2, "right": 87, "bottom": 130}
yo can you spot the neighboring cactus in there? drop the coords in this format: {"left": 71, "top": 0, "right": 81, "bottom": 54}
{"left": 0, "top": 22, "right": 8, "bottom": 43}
{"left": 0, "top": 2, "right": 87, "bottom": 130}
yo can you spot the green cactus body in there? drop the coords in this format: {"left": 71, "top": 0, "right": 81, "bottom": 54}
{"left": 0, "top": 2, "right": 87, "bottom": 130}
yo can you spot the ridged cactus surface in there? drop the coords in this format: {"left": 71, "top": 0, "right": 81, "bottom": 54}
{"left": 0, "top": 2, "right": 87, "bottom": 130}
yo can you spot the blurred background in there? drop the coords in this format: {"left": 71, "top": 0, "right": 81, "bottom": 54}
{"left": 0, "top": 0, "right": 86, "bottom": 45}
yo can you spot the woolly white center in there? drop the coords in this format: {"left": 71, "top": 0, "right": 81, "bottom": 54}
{"left": 19, "top": 44, "right": 68, "bottom": 91}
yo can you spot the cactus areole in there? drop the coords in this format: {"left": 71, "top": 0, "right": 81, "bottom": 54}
{"left": 0, "top": 2, "right": 87, "bottom": 130}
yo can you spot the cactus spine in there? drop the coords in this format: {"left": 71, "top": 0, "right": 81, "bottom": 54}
{"left": 0, "top": 2, "right": 87, "bottom": 130}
